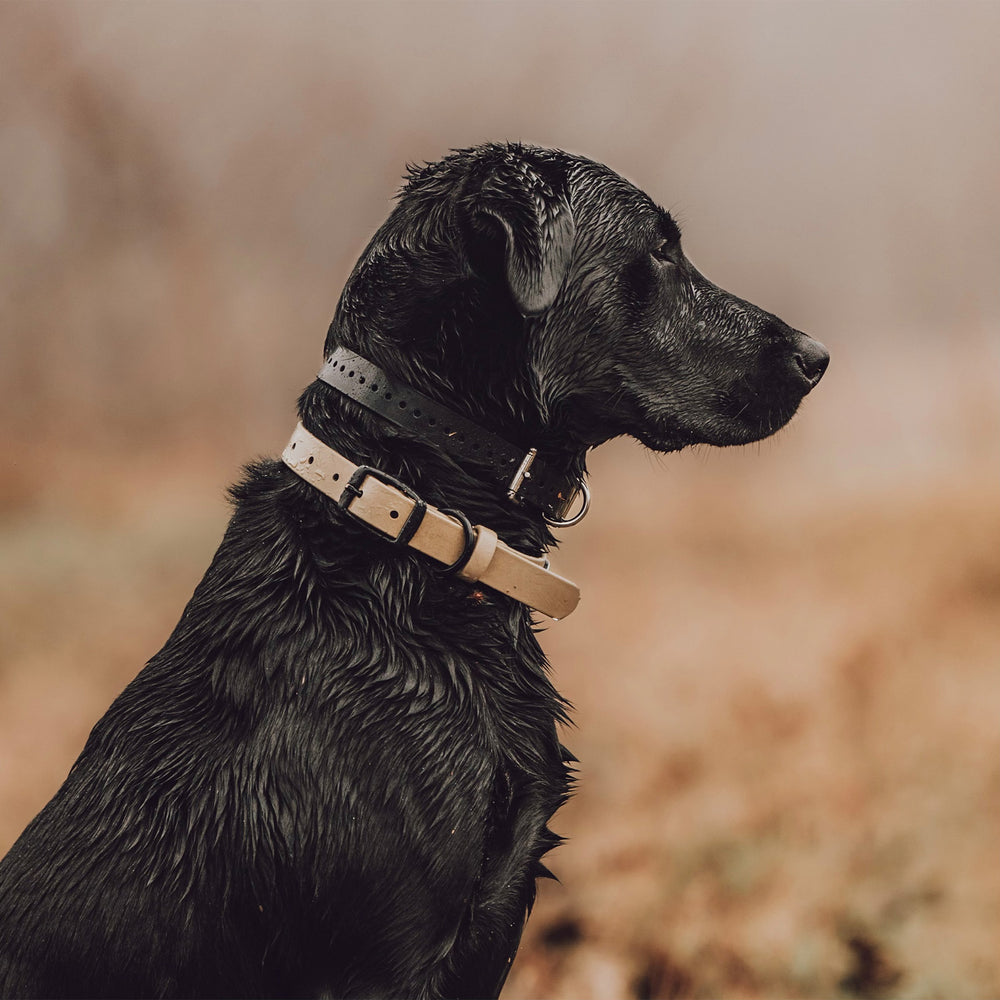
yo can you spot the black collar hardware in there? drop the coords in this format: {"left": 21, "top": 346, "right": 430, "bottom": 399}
{"left": 317, "top": 347, "right": 585, "bottom": 523}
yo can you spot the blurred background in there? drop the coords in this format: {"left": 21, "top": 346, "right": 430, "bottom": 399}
{"left": 1, "top": 2, "right": 998, "bottom": 996}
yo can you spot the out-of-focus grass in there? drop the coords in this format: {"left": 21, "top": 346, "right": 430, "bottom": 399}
{"left": 1, "top": 443, "right": 997, "bottom": 999}
{"left": 0, "top": 447, "right": 231, "bottom": 842}
{"left": 507, "top": 450, "right": 1000, "bottom": 999}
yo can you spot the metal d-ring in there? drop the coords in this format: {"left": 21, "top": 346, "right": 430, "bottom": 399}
{"left": 543, "top": 480, "right": 591, "bottom": 528}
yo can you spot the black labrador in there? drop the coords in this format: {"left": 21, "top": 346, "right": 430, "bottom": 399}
{"left": 0, "top": 143, "right": 827, "bottom": 999}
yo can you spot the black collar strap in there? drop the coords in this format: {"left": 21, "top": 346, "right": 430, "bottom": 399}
{"left": 317, "top": 347, "right": 586, "bottom": 524}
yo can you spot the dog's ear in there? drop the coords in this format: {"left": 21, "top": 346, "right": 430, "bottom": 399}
{"left": 471, "top": 162, "right": 576, "bottom": 317}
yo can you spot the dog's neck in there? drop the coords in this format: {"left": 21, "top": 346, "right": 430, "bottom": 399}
{"left": 296, "top": 351, "right": 588, "bottom": 555}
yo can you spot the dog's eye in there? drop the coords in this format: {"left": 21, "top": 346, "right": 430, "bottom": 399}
{"left": 651, "top": 240, "right": 677, "bottom": 264}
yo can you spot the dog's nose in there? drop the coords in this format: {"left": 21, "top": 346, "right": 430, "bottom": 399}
{"left": 792, "top": 336, "right": 830, "bottom": 389}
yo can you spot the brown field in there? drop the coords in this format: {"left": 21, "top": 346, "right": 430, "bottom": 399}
{"left": 3, "top": 435, "right": 998, "bottom": 998}
{"left": 2, "top": 4, "right": 998, "bottom": 997}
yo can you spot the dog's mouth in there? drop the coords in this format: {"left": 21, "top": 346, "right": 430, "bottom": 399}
{"left": 634, "top": 408, "right": 798, "bottom": 452}
{"left": 626, "top": 332, "right": 829, "bottom": 453}
{"left": 721, "top": 335, "right": 829, "bottom": 439}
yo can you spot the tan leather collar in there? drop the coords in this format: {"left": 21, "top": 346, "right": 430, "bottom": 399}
{"left": 281, "top": 423, "right": 580, "bottom": 619}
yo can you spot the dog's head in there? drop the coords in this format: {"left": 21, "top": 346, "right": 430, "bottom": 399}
{"left": 329, "top": 142, "right": 828, "bottom": 455}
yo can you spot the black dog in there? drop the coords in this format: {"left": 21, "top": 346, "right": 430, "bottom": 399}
{"left": 0, "top": 143, "right": 827, "bottom": 998}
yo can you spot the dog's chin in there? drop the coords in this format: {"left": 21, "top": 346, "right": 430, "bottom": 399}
{"left": 634, "top": 398, "right": 804, "bottom": 453}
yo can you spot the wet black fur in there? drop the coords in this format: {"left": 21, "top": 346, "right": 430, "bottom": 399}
{"left": 0, "top": 143, "right": 827, "bottom": 998}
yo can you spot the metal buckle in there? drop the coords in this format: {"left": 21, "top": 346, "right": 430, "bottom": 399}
{"left": 507, "top": 447, "right": 538, "bottom": 503}
{"left": 337, "top": 466, "right": 427, "bottom": 545}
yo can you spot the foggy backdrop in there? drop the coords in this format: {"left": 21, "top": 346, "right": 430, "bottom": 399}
{"left": 1, "top": 3, "right": 998, "bottom": 997}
